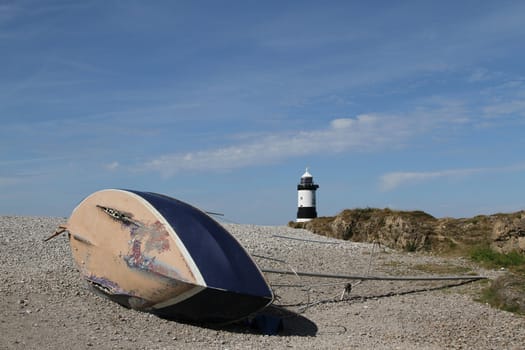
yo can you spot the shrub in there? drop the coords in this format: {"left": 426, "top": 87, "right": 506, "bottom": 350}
{"left": 469, "top": 246, "right": 525, "bottom": 269}
{"left": 404, "top": 240, "right": 418, "bottom": 252}
{"left": 478, "top": 273, "right": 525, "bottom": 315}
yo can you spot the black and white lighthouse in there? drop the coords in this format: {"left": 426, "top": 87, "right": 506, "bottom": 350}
{"left": 296, "top": 168, "right": 319, "bottom": 222}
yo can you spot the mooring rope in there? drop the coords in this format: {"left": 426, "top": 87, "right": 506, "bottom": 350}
{"left": 272, "top": 234, "right": 340, "bottom": 245}
{"left": 260, "top": 268, "right": 486, "bottom": 281}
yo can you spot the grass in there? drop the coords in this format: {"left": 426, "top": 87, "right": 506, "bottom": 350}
{"left": 404, "top": 240, "right": 418, "bottom": 252}
{"left": 469, "top": 246, "right": 525, "bottom": 270}
{"left": 479, "top": 286, "right": 520, "bottom": 314}
{"left": 468, "top": 246, "right": 525, "bottom": 314}
{"left": 477, "top": 272, "right": 525, "bottom": 315}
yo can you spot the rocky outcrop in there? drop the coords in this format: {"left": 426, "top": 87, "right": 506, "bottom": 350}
{"left": 490, "top": 212, "right": 525, "bottom": 253}
{"left": 290, "top": 208, "right": 525, "bottom": 253}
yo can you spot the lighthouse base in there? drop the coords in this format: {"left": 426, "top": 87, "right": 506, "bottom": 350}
{"left": 296, "top": 218, "right": 313, "bottom": 223}
{"left": 296, "top": 206, "right": 317, "bottom": 222}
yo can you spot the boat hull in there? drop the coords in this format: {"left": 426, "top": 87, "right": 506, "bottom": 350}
{"left": 152, "top": 287, "right": 274, "bottom": 324}
{"left": 66, "top": 189, "right": 273, "bottom": 324}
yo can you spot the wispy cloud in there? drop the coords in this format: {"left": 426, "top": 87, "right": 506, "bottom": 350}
{"left": 380, "top": 168, "right": 485, "bottom": 191}
{"left": 380, "top": 164, "right": 525, "bottom": 191}
{"left": 142, "top": 114, "right": 414, "bottom": 176}
{"left": 467, "top": 68, "right": 494, "bottom": 82}
{"left": 105, "top": 161, "right": 120, "bottom": 171}
{"left": 0, "top": 172, "right": 45, "bottom": 187}
{"left": 140, "top": 92, "right": 523, "bottom": 178}
{"left": 0, "top": 176, "right": 22, "bottom": 187}
{"left": 0, "top": 3, "right": 20, "bottom": 23}
{"left": 482, "top": 97, "right": 525, "bottom": 117}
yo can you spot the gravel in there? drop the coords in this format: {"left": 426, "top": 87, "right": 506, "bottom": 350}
{"left": 1, "top": 216, "right": 524, "bottom": 349}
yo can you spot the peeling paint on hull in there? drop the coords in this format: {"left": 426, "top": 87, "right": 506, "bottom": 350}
{"left": 66, "top": 189, "right": 273, "bottom": 324}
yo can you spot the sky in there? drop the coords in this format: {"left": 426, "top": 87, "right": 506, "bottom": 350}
{"left": 1, "top": 1, "right": 525, "bottom": 225}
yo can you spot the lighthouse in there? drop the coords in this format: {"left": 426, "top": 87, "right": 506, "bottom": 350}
{"left": 296, "top": 168, "right": 319, "bottom": 222}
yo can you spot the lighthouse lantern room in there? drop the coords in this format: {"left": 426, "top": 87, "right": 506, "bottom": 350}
{"left": 296, "top": 168, "right": 319, "bottom": 222}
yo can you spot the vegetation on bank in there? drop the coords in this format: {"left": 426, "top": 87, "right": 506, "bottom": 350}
{"left": 468, "top": 245, "right": 525, "bottom": 314}
{"left": 469, "top": 246, "right": 525, "bottom": 271}
{"left": 479, "top": 272, "right": 525, "bottom": 314}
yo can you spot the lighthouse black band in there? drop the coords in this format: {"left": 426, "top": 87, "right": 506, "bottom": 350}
{"left": 297, "top": 184, "right": 319, "bottom": 190}
{"left": 297, "top": 207, "right": 317, "bottom": 219}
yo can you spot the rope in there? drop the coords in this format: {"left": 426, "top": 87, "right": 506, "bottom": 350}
{"left": 44, "top": 226, "right": 68, "bottom": 242}
{"left": 272, "top": 234, "right": 340, "bottom": 245}
{"left": 260, "top": 268, "right": 486, "bottom": 281}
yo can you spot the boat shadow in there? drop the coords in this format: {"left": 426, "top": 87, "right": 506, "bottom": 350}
{"left": 230, "top": 304, "right": 318, "bottom": 336}
{"left": 157, "top": 304, "right": 318, "bottom": 336}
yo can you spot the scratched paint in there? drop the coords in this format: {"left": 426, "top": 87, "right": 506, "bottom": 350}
{"left": 145, "top": 222, "right": 170, "bottom": 252}
{"left": 96, "top": 203, "right": 194, "bottom": 283}
{"left": 97, "top": 203, "right": 195, "bottom": 283}
{"left": 86, "top": 274, "right": 128, "bottom": 295}
{"left": 122, "top": 220, "right": 189, "bottom": 282}
{"left": 96, "top": 205, "right": 141, "bottom": 227}
{"left": 130, "top": 221, "right": 170, "bottom": 254}
{"left": 86, "top": 274, "right": 153, "bottom": 310}
{"left": 95, "top": 204, "right": 182, "bottom": 280}
{"left": 126, "top": 239, "right": 146, "bottom": 267}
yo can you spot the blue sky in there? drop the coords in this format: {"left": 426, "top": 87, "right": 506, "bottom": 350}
{"left": 1, "top": 1, "right": 525, "bottom": 225}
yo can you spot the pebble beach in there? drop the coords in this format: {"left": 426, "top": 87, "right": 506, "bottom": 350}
{"left": 1, "top": 215, "right": 524, "bottom": 349}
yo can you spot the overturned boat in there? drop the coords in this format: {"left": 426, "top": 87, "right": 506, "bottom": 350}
{"left": 59, "top": 189, "right": 274, "bottom": 324}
